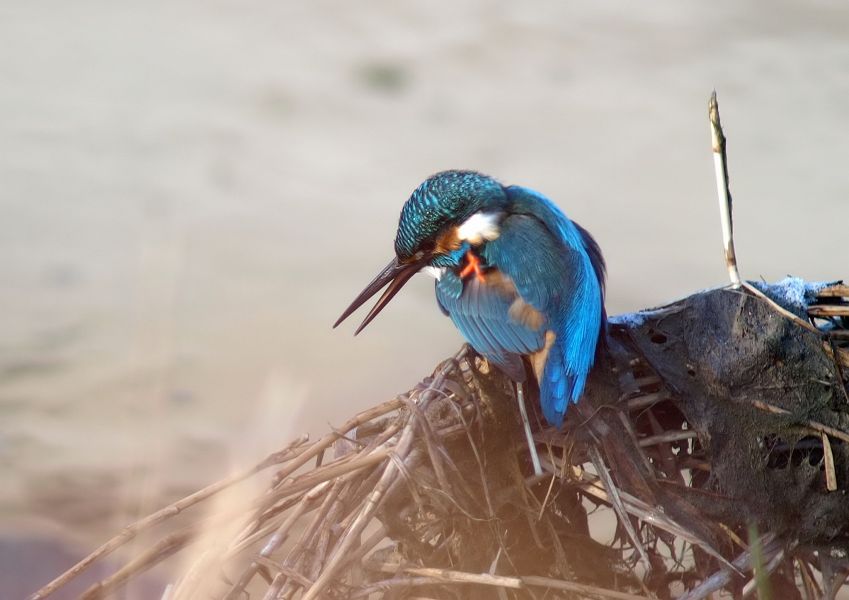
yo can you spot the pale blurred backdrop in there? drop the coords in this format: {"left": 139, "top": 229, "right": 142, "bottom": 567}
{"left": 1, "top": 0, "right": 848, "bottom": 596}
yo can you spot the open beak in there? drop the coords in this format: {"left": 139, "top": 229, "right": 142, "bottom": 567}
{"left": 333, "top": 256, "right": 427, "bottom": 334}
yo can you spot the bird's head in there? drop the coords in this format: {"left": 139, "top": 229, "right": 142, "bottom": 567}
{"left": 334, "top": 170, "right": 507, "bottom": 333}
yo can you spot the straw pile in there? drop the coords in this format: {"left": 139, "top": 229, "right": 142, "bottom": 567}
{"left": 30, "top": 279, "right": 849, "bottom": 600}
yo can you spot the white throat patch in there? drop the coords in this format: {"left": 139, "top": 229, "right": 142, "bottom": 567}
{"left": 422, "top": 266, "right": 446, "bottom": 280}
{"left": 457, "top": 212, "right": 501, "bottom": 245}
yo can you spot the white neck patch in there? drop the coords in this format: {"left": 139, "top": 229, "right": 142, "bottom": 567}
{"left": 457, "top": 211, "right": 501, "bottom": 245}
{"left": 422, "top": 266, "right": 446, "bottom": 280}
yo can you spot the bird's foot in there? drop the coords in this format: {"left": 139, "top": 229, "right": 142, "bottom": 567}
{"left": 459, "top": 250, "right": 486, "bottom": 283}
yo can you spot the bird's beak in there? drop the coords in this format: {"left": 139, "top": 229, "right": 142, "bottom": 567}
{"left": 333, "top": 255, "right": 427, "bottom": 334}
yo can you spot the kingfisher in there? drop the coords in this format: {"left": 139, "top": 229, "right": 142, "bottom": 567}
{"left": 334, "top": 171, "right": 606, "bottom": 471}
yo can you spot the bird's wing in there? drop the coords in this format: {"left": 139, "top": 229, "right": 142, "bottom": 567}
{"left": 501, "top": 186, "right": 605, "bottom": 375}
{"left": 492, "top": 188, "right": 606, "bottom": 425}
{"left": 435, "top": 265, "right": 544, "bottom": 383}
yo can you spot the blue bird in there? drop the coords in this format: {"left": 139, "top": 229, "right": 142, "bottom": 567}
{"left": 334, "top": 170, "right": 606, "bottom": 435}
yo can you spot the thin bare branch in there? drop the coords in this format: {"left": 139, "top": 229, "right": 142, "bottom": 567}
{"left": 710, "top": 91, "right": 741, "bottom": 287}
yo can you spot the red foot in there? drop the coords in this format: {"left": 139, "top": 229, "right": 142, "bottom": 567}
{"left": 459, "top": 250, "right": 486, "bottom": 283}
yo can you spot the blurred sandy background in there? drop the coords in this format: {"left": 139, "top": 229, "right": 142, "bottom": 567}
{"left": 1, "top": 0, "right": 848, "bottom": 596}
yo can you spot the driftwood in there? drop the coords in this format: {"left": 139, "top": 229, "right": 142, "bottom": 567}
{"left": 27, "top": 279, "right": 849, "bottom": 600}
{"left": 28, "top": 96, "right": 849, "bottom": 599}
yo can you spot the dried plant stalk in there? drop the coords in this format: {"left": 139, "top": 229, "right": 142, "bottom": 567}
{"left": 710, "top": 91, "right": 741, "bottom": 287}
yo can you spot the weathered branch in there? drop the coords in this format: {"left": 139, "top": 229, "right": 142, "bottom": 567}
{"left": 710, "top": 91, "right": 742, "bottom": 287}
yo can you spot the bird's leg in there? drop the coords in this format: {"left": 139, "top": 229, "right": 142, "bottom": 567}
{"left": 459, "top": 250, "right": 486, "bottom": 283}
{"left": 515, "top": 382, "right": 543, "bottom": 476}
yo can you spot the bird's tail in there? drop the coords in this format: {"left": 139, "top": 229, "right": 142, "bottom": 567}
{"left": 572, "top": 220, "right": 609, "bottom": 359}
{"left": 539, "top": 337, "right": 590, "bottom": 428}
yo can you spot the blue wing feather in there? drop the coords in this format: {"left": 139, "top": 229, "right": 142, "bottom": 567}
{"left": 502, "top": 186, "right": 605, "bottom": 425}
{"left": 436, "top": 269, "right": 542, "bottom": 382}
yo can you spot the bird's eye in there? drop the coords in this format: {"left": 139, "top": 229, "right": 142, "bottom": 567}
{"left": 417, "top": 240, "right": 435, "bottom": 256}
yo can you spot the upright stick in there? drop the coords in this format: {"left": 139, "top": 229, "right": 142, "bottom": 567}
{"left": 516, "top": 383, "right": 543, "bottom": 476}
{"left": 709, "top": 91, "right": 742, "bottom": 287}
